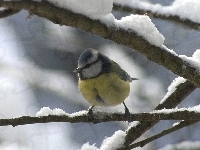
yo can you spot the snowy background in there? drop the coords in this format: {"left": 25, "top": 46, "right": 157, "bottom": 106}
{"left": 0, "top": 0, "right": 200, "bottom": 149}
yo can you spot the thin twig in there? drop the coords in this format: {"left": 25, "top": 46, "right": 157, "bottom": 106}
{"left": 128, "top": 120, "right": 198, "bottom": 149}
{"left": 121, "top": 80, "right": 196, "bottom": 149}
{"left": 113, "top": 3, "right": 200, "bottom": 30}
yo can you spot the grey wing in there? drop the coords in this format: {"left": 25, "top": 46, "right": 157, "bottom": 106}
{"left": 111, "top": 61, "right": 138, "bottom": 82}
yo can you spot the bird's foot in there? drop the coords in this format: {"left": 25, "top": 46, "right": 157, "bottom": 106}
{"left": 87, "top": 106, "right": 94, "bottom": 122}
{"left": 123, "top": 102, "right": 131, "bottom": 122}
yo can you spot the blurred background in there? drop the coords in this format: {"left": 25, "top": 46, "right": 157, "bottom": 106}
{"left": 0, "top": 0, "right": 200, "bottom": 149}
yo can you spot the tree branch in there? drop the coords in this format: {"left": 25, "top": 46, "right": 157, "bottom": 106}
{"left": 0, "top": 0, "right": 200, "bottom": 87}
{"left": 1, "top": 109, "right": 200, "bottom": 127}
{"left": 0, "top": 1, "right": 199, "bottom": 149}
{"left": 121, "top": 80, "right": 196, "bottom": 149}
{"left": 0, "top": 8, "right": 20, "bottom": 18}
{"left": 128, "top": 120, "right": 198, "bottom": 149}
{"left": 113, "top": 3, "right": 200, "bottom": 31}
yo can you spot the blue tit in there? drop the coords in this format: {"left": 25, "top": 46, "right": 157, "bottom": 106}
{"left": 74, "top": 48, "right": 138, "bottom": 122}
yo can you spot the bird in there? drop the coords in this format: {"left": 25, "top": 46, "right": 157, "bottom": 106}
{"left": 74, "top": 48, "right": 138, "bottom": 122}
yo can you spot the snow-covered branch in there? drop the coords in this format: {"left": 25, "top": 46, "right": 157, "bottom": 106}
{"left": 113, "top": 2, "right": 200, "bottom": 31}
{"left": 128, "top": 120, "right": 197, "bottom": 149}
{"left": 123, "top": 80, "right": 196, "bottom": 148}
{"left": 0, "top": 0, "right": 200, "bottom": 87}
{"left": 1, "top": 107, "right": 200, "bottom": 127}
{"left": 1, "top": 0, "right": 200, "bottom": 149}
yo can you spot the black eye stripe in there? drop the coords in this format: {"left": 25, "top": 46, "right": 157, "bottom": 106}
{"left": 81, "top": 59, "right": 100, "bottom": 70}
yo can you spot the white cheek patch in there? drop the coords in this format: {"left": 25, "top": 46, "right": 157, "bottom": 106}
{"left": 82, "top": 60, "right": 102, "bottom": 78}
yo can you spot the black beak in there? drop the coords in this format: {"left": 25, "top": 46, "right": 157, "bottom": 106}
{"left": 74, "top": 68, "right": 81, "bottom": 73}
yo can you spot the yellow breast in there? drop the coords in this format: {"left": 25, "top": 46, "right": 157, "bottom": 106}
{"left": 78, "top": 73, "right": 130, "bottom": 106}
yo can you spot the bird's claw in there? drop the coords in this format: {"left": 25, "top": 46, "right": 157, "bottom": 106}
{"left": 87, "top": 106, "right": 94, "bottom": 122}
{"left": 123, "top": 102, "right": 131, "bottom": 122}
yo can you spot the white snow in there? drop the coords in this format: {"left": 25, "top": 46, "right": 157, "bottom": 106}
{"left": 167, "top": 0, "right": 200, "bottom": 23}
{"left": 47, "top": 0, "right": 113, "bottom": 19}
{"left": 159, "top": 49, "right": 200, "bottom": 104}
{"left": 150, "top": 107, "right": 179, "bottom": 114}
{"left": 172, "top": 122, "right": 180, "bottom": 127}
{"left": 47, "top": 0, "right": 164, "bottom": 47}
{"left": 162, "top": 45, "right": 177, "bottom": 56}
{"left": 151, "top": 104, "right": 200, "bottom": 114}
{"left": 81, "top": 130, "right": 126, "bottom": 150}
{"left": 70, "top": 110, "right": 88, "bottom": 118}
{"left": 36, "top": 107, "right": 68, "bottom": 117}
{"left": 179, "top": 49, "right": 200, "bottom": 70}
{"left": 114, "top": 0, "right": 163, "bottom": 12}
{"left": 114, "top": 0, "right": 200, "bottom": 24}
{"left": 100, "top": 130, "right": 126, "bottom": 150}
{"left": 101, "top": 14, "right": 165, "bottom": 47}
{"left": 188, "top": 104, "right": 200, "bottom": 113}
{"left": 192, "top": 49, "right": 200, "bottom": 62}
{"left": 115, "top": 14, "right": 165, "bottom": 47}
{"left": 160, "top": 77, "right": 186, "bottom": 104}
{"left": 81, "top": 143, "right": 98, "bottom": 150}
{"left": 100, "top": 14, "right": 116, "bottom": 26}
